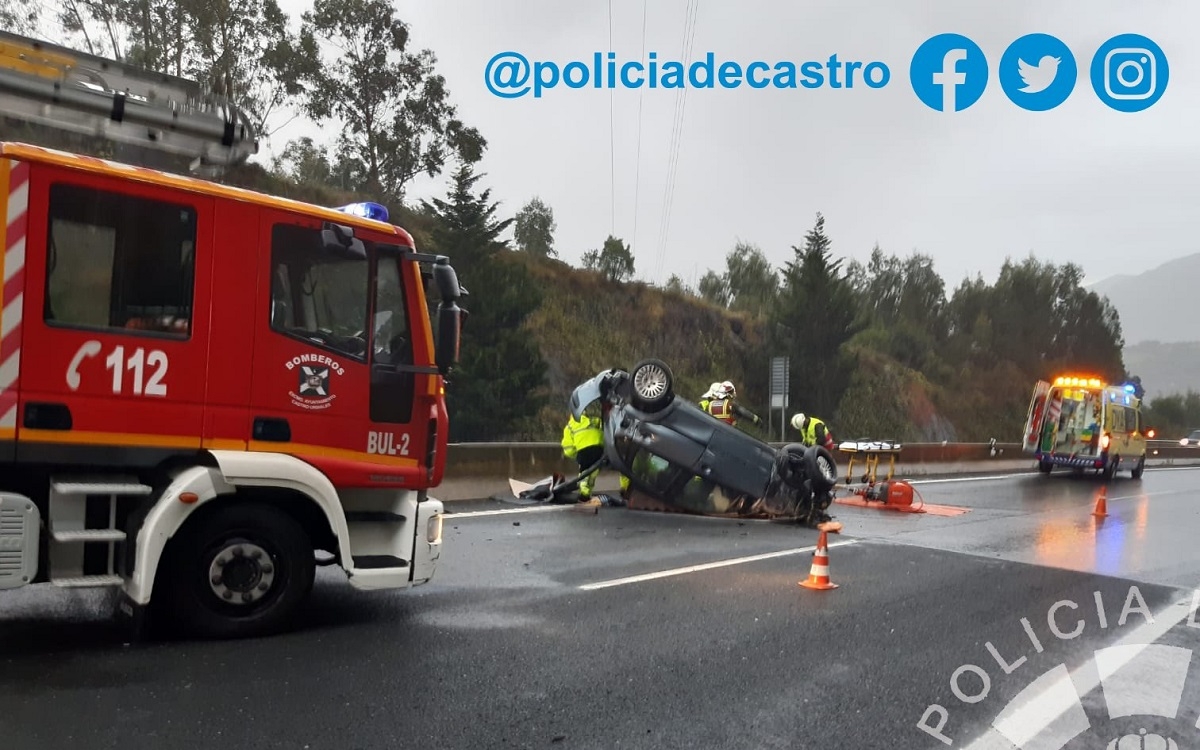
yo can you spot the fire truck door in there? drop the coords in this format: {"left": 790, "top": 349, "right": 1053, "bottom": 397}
{"left": 248, "top": 211, "right": 376, "bottom": 465}
{"left": 1023, "top": 380, "right": 1050, "bottom": 452}
{"left": 20, "top": 169, "right": 214, "bottom": 461}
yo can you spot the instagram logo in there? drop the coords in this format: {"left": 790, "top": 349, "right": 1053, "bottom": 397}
{"left": 1104, "top": 48, "right": 1155, "bottom": 100}
{"left": 1090, "top": 33, "right": 1168, "bottom": 112}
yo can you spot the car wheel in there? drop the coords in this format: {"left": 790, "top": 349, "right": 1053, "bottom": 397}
{"left": 1102, "top": 457, "right": 1117, "bottom": 482}
{"left": 776, "top": 443, "right": 808, "bottom": 490}
{"left": 630, "top": 358, "right": 673, "bottom": 412}
{"left": 1131, "top": 454, "right": 1145, "bottom": 479}
{"left": 803, "top": 446, "right": 838, "bottom": 493}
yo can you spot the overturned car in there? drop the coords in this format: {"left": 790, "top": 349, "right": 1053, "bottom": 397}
{"left": 570, "top": 359, "right": 840, "bottom": 526}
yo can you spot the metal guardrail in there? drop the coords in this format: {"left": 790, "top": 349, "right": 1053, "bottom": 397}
{"left": 440, "top": 440, "right": 1200, "bottom": 479}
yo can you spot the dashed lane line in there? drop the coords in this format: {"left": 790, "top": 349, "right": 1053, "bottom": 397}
{"left": 577, "top": 539, "right": 861, "bottom": 590}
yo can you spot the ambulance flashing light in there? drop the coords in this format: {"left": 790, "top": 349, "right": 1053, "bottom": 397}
{"left": 1053, "top": 376, "right": 1104, "bottom": 388}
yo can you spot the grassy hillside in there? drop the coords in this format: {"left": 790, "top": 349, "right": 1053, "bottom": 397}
{"left": 501, "top": 253, "right": 983, "bottom": 443}
{"left": 509, "top": 253, "right": 776, "bottom": 439}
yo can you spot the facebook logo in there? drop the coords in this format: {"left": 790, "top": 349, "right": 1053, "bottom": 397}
{"left": 910, "top": 34, "right": 989, "bottom": 111}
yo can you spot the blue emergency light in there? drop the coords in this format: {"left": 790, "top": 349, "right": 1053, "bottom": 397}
{"left": 336, "top": 202, "right": 389, "bottom": 222}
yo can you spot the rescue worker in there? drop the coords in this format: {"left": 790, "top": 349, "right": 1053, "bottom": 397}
{"left": 706, "top": 381, "right": 763, "bottom": 429}
{"left": 791, "top": 412, "right": 834, "bottom": 451}
{"left": 560, "top": 407, "right": 630, "bottom": 504}
{"left": 699, "top": 382, "right": 723, "bottom": 413}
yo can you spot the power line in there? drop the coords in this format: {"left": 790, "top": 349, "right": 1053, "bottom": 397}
{"left": 657, "top": 0, "right": 698, "bottom": 280}
{"left": 631, "top": 0, "right": 647, "bottom": 265}
{"left": 654, "top": 0, "right": 699, "bottom": 281}
{"left": 654, "top": 0, "right": 690, "bottom": 279}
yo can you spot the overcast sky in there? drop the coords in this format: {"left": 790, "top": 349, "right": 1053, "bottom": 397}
{"left": 267, "top": 0, "right": 1199, "bottom": 291}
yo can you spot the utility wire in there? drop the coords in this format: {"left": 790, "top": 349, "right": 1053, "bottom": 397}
{"left": 654, "top": 0, "right": 699, "bottom": 281}
{"left": 631, "top": 0, "right": 648, "bottom": 265}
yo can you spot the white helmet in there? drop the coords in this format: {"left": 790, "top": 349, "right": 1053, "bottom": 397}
{"left": 703, "top": 382, "right": 722, "bottom": 399}
{"left": 721, "top": 380, "right": 736, "bottom": 398}
{"left": 791, "top": 413, "right": 806, "bottom": 431}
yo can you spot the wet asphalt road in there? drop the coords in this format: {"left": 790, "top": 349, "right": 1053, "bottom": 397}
{"left": 3, "top": 467, "right": 1200, "bottom": 749}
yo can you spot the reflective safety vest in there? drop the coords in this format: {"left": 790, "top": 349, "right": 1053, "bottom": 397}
{"left": 803, "top": 417, "right": 833, "bottom": 449}
{"left": 708, "top": 398, "right": 736, "bottom": 425}
{"left": 562, "top": 414, "right": 603, "bottom": 459}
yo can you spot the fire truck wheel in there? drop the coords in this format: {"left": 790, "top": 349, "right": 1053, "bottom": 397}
{"left": 160, "top": 503, "right": 315, "bottom": 639}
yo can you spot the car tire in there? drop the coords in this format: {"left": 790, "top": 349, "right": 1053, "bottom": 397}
{"left": 629, "top": 358, "right": 674, "bottom": 412}
{"left": 803, "top": 446, "right": 838, "bottom": 493}
{"left": 1131, "top": 454, "right": 1145, "bottom": 479}
{"left": 777, "top": 443, "right": 808, "bottom": 490}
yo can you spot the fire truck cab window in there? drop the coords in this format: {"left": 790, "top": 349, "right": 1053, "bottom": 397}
{"left": 44, "top": 183, "right": 196, "bottom": 336}
{"left": 369, "top": 247, "right": 415, "bottom": 424}
{"left": 270, "top": 223, "right": 370, "bottom": 361}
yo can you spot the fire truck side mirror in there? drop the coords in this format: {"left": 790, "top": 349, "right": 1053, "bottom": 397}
{"left": 435, "top": 300, "right": 462, "bottom": 375}
{"left": 432, "top": 258, "right": 464, "bottom": 375}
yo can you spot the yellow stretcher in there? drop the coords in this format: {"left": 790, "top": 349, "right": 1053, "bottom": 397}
{"left": 837, "top": 440, "right": 902, "bottom": 485}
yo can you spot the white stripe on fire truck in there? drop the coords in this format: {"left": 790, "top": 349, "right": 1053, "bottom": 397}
{"left": 0, "top": 294, "right": 20, "bottom": 338}
{"left": 0, "top": 158, "right": 27, "bottom": 430}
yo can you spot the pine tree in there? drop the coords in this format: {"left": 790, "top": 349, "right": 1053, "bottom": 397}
{"left": 769, "top": 212, "right": 862, "bottom": 419}
{"left": 421, "top": 162, "right": 547, "bottom": 441}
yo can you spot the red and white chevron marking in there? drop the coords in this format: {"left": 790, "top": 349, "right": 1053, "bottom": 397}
{"left": 0, "top": 159, "right": 28, "bottom": 432}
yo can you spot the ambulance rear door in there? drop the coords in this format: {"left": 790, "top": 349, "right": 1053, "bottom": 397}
{"left": 1023, "top": 380, "right": 1051, "bottom": 453}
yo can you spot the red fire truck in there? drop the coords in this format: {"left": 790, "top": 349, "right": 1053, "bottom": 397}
{"left": 0, "top": 31, "right": 464, "bottom": 638}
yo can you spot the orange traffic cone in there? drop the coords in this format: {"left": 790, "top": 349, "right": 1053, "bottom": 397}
{"left": 1092, "top": 487, "right": 1108, "bottom": 518}
{"left": 800, "top": 529, "right": 838, "bottom": 590}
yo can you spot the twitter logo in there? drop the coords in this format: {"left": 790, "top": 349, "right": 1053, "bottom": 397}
{"left": 1017, "top": 56, "right": 1060, "bottom": 93}
{"left": 999, "top": 33, "right": 1077, "bottom": 110}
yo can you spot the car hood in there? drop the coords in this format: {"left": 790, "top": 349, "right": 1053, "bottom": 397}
{"left": 569, "top": 370, "right": 618, "bottom": 419}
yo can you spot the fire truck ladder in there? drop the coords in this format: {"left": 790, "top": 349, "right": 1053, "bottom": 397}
{"left": 0, "top": 29, "right": 258, "bottom": 167}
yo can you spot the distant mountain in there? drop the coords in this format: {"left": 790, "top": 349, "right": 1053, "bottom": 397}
{"left": 1088, "top": 253, "right": 1200, "bottom": 345}
{"left": 1124, "top": 341, "right": 1200, "bottom": 399}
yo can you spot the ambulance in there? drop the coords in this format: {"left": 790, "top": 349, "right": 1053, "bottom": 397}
{"left": 0, "top": 30, "right": 464, "bottom": 638}
{"left": 1022, "top": 376, "right": 1154, "bottom": 480}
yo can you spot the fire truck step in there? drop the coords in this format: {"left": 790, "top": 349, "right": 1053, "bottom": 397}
{"left": 51, "top": 574, "right": 122, "bottom": 588}
{"left": 352, "top": 555, "right": 409, "bottom": 570}
{"left": 51, "top": 529, "right": 127, "bottom": 543}
{"left": 344, "top": 511, "right": 406, "bottom": 523}
{"left": 50, "top": 481, "right": 153, "bottom": 497}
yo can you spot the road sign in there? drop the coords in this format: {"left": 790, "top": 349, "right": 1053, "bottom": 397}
{"left": 769, "top": 356, "right": 789, "bottom": 441}
{"left": 769, "top": 356, "right": 788, "bottom": 408}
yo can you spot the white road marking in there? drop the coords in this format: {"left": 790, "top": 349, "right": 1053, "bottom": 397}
{"left": 443, "top": 504, "right": 580, "bottom": 519}
{"left": 578, "top": 540, "right": 860, "bottom": 590}
{"left": 906, "top": 473, "right": 1036, "bottom": 485}
{"left": 963, "top": 589, "right": 1200, "bottom": 749}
